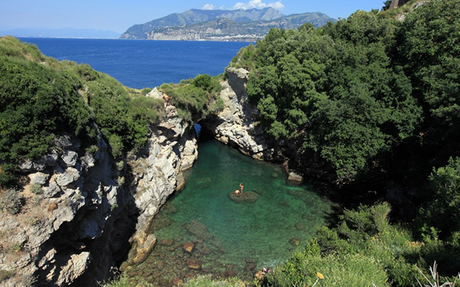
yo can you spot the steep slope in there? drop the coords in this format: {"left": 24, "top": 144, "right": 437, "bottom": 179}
{"left": 0, "top": 36, "right": 199, "bottom": 286}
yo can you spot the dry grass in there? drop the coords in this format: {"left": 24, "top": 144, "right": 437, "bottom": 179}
{"left": 416, "top": 262, "right": 460, "bottom": 287}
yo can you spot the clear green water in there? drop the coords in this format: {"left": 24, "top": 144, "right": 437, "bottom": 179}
{"left": 127, "top": 138, "right": 331, "bottom": 285}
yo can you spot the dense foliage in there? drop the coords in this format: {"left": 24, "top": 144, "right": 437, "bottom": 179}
{"left": 158, "top": 73, "right": 224, "bottom": 122}
{"left": 267, "top": 202, "right": 459, "bottom": 287}
{"left": 0, "top": 36, "right": 223, "bottom": 186}
{"left": 231, "top": 0, "right": 460, "bottom": 186}
{"left": 224, "top": 1, "right": 460, "bottom": 285}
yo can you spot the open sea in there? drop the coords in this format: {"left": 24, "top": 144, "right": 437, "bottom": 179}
{"left": 19, "top": 38, "right": 251, "bottom": 89}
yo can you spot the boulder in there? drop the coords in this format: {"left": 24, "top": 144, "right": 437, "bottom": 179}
{"left": 146, "top": 87, "right": 163, "bottom": 99}
{"left": 229, "top": 191, "right": 259, "bottom": 203}
{"left": 160, "top": 239, "right": 174, "bottom": 246}
{"left": 186, "top": 258, "right": 202, "bottom": 270}
{"left": 287, "top": 172, "right": 303, "bottom": 185}
{"left": 289, "top": 237, "right": 301, "bottom": 246}
{"left": 61, "top": 151, "right": 78, "bottom": 167}
{"left": 184, "top": 220, "right": 213, "bottom": 241}
{"left": 183, "top": 242, "right": 195, "bottom": 254}
{"left": 56, "top": 252, "right": 91, "bottom": 286}
{"left": 55, "top": 167, "right": 81, "bottom": 187}
{"left": 295, "top": 222, "right": 306, "bottom": 231}
{"left": 245, "top": 262, "right": 257, "bottom": 271}
{"left": 29, "top": 172, "right": 50, "bottom": 186}
{"left": 45, "top": 182, "right": 62, "bottom": 198}
{"left": 172, "top": 277, "right": 184, "bottom": 286}
{"left": 225, "top": 269, "right": 237, "bottom": 277}
{"left": 132, "top": 234, "right": 157, "bottom": 264}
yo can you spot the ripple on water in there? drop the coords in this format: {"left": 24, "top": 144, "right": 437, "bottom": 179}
{"left": 125, "top": 139, "right": 332, "bottom": 285}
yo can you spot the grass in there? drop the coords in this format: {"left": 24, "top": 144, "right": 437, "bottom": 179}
{"left": 183, "top": 275, "right": 246, "bottom": 287}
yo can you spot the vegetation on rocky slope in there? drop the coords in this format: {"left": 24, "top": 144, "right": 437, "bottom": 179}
{"left": 0, "top": 36, "right": 222, "bottom": 188}
{"left": 230, "top": 0, "right": 460, "bottom": 187}
{"left": 223, "top": 0, "right": 460, "bottom": 286}
{"left": 3, "top": 0, "right": 460, "bottom": 285}
{"left": 106, "top": 1, "right": 460, "bottom": 286}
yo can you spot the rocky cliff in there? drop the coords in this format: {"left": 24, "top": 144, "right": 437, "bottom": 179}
{"left": 0, "top": 105, "right": 197, "bottom": 286}
{"left": 0, "top": 67, "right": 304, "bottom": 287}
{"left": 201, "top": 67, "right": 304, "bottom": 183}
{"left": 201, "top": 67, "right": 267, "bottom": 160}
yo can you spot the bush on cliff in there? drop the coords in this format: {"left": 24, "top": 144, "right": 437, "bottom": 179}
{"left": 0, "top": 36, "right": 225, "bottom": 186}
{"left": 0, "top": 36, "right": 164, "bottom": 186}
{"left": 159, "top": 73, "right": 224, "bottom": 121}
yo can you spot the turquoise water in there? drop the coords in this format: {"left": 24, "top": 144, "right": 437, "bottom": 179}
{"left": 128, "top": 139, "right": 331, "bottom": 285}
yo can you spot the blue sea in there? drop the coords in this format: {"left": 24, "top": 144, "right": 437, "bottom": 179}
{"left": 19, "top": 38, "right": 251, "bottom": 89}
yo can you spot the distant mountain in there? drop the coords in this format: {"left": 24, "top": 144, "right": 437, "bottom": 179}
{"left": 140, "top": 12, "right": 336, "bottom": 42}
{"left": 120, "top": 7, "right": 335, "bottom": 41}
{"left": 0, "top": 28, "right": 120, "bottom": 39}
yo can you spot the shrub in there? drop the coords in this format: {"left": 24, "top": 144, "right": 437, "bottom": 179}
{"left": 314, "top": 202, "right": 421, "bottom": 287}
{"left": 0, "top": 270, "right": 14, "bottom": 283}
{"left": 267, "top": 240, "right": 390, "bottom": 287}
{"left": 140, "top": 88, "right": 152, "bottom": 95}
{"left": 0, "top": 189, "right": 22, "bottom": 215}
{"left": 158, "top": 74, "right": 223, "bottom": 121}
{"left": 29, "top": 183, "right": 43, "bottom": 195}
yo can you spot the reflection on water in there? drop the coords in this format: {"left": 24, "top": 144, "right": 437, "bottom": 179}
{"left": 124, "top": 139, "right": 331, "bottom": 285}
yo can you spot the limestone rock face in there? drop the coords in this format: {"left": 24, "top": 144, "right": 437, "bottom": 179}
{"left": 201, "top": 67, "right": 269, "bottom": 160}
{"left": 128, "top": 105, "right": 198, "bottom": 264}
{"left": 0, "top": 105, "right": 198, "bottom": 286}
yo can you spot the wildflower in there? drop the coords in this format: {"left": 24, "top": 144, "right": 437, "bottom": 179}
{"left": 312, "top": 272, "right": 325, "bottom": 286}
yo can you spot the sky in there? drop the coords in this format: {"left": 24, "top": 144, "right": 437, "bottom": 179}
{"left": 0, "top": 0, "right": 387, "bottom": 33}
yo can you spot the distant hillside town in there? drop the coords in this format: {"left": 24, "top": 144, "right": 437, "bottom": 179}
{"left": 120, "top": 8, "right": 337, "bottom": 41}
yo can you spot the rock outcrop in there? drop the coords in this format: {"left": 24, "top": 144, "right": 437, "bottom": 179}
{"left": 201, "top": 67, "right": 269, "bottom": 160}
{"left": 0, "top": 105, "right": 198, "bottom": 286}
{"left": 127, "top": 105, "right": 198, "bottom": 266}
{"left": 201, "top": 67, "right": 304, "bottom": 182}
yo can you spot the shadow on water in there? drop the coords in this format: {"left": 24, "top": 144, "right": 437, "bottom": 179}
{"left": 125, "top": 129, "right": 333, "bottom": 285}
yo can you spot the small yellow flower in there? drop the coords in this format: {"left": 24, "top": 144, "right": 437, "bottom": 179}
{"left": 317, "top": 272, "right": 324, "bottom": 280}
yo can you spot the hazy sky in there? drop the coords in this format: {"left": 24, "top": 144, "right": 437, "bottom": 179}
{"left": 1, "top": 0, "right": 387, "bottom": 33}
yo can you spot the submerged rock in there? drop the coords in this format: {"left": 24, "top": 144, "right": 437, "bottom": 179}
{"left": 228, "top": 191, "right": 259, "bottom": 203}
{"left": 186, "top": 258, "right": 202, "bottom": 270}
{"left": 184, "top": 220, "right": 213, "bottom": 241}
{"left": 160, "top": 239, "right": 174, "bottom": 246}
{"left": 295, "top": 222, "right": 306, "bottom": 230}
{"left": 289, "top": 237, "right": 301, "bottom": 246}
{"left": 183, "top": 242, "right": 195, "bottom": 254}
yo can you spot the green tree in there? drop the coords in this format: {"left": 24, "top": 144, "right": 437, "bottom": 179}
{"left": 419, "top": 157, "right": 460, "bottom": 237}
{"left": 399, "top": 0, "right": 460, "bottom": 125}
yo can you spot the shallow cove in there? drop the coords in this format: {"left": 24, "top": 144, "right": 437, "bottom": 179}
{"left": 127, "top": 138, "right": 331, "bottom": 285}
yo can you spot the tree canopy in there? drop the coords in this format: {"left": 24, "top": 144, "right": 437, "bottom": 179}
{"left": 232, "top": 0, "right": 460, "bottom": 185}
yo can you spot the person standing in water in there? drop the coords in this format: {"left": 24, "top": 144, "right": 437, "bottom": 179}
{"left": 239, "top": 183, "right": 244, "bottom": 193}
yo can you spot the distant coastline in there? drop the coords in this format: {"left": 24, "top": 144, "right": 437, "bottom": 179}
{"left": 0, "top": 27, "right": 120, "bottom": 39}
